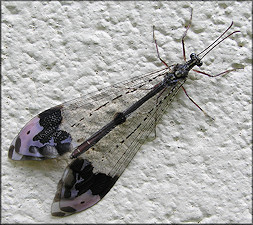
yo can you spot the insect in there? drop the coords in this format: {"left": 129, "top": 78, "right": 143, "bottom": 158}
{"left": 8, "top": 10, "right": 241, "bottom": 217}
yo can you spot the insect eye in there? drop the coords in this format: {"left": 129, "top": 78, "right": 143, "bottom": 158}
{"left": 190, "top": 53, "right": 195, "bottom": 59}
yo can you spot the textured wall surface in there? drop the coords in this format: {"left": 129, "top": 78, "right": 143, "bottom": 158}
{"left": 2, "top": 1, "right": 252, "bottom": 223}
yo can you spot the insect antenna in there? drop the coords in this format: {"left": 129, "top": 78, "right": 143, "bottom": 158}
{"left": 197, "top": 21, "right": 240, "bottom": 60}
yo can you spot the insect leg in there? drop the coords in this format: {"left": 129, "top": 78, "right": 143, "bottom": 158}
{"left": 182, "top": 86, "right": 214, "bottom": 120}
{"left": 152, "top": 25, "right": 169, "bottom": 67}
{"left": 193, "top": 68, "right": 243, "bottom": 77}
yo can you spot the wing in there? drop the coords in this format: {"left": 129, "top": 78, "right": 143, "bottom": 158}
{"left": 51, "top": 76, "right": 186, "bottom": 216}
{"left": 8, "top": 67, "right": 173, "bottom": 160}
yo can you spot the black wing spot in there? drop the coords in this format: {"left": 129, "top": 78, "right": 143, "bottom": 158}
{"left": 15, "top": 136, "right": 21, "bottom": 153}
{"left": 8, "top": 145, "right": 14, "bottom": 159}
{"left": 33, "top": 106, "right": 72, "bottom": 155}
{"left": 67, "top": 159, "right": 118, "bottom": 199}
{"left": 59, "top": 206, "right": 76, "bottom": 213}
{"left": 94, "top": 101, "right": 109, "bottom": 111}
{"left": 52, "top": 211, "right": 66, "bottom": 217}
{"left": 112, "top": 94, "right": 123, "bottom": 101}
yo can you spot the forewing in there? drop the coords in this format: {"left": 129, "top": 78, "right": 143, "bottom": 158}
{"left": 8, "top": 68, "right": 171, "bottom": 160}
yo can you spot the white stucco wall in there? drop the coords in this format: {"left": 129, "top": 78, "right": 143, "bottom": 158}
{"left": 2, "top": 1, "right": 252, "bottom": 223}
